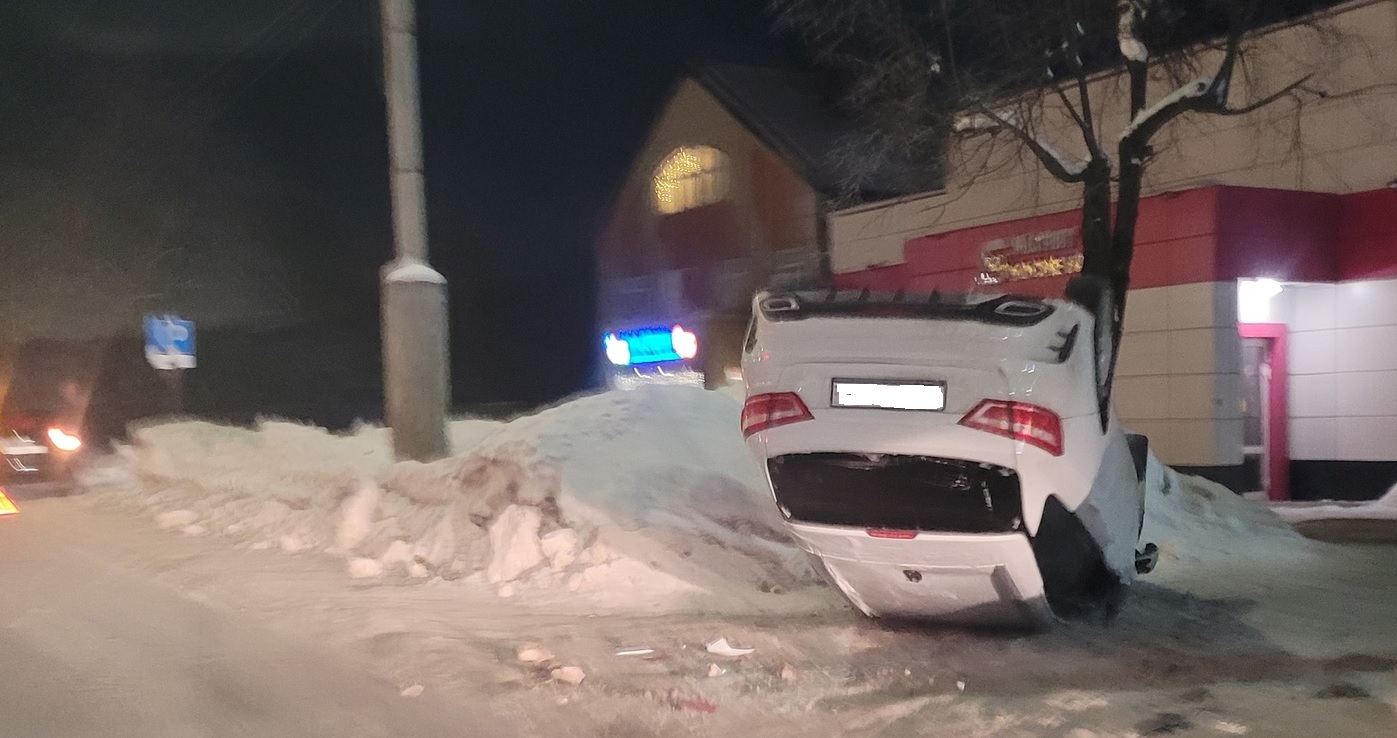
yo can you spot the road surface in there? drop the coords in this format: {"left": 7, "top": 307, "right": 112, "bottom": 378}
{"left": 0, "top": 490, "right": 502, "bottom": 738}
{"left": 4, "top": 484, "right": 1396, "bottom": 737}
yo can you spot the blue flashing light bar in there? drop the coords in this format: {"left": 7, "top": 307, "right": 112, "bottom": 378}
{"left": 604, "top": 325, "right": 698, "bottom": 366}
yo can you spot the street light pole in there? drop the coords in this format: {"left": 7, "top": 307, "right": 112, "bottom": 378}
{"left": 379, "top": 0, "right": 449, "bottom": 461}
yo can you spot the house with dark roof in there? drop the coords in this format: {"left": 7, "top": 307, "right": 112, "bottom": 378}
{"left": 595, "top": 63, "right": 939, "bottom": 388}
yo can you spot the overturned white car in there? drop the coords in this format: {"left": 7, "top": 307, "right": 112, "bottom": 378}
{"left": 741, "top": 284, "right": 1155, "bottom": 628}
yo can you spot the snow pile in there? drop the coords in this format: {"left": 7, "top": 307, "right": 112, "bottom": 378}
{"left": 127, "top": 419, "right": 394, "bottom": 507}
{"left": 1140, "top": 453, "right": 1308, "bottom": 566}
{"left": 91, "top": 387, "right": 820, "bottom": 613}
{"left": 88, "top": 386, "right": 1327, "bottom": 612}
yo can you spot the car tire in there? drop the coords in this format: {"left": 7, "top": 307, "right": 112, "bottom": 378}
{"left": 1066, "top": 274, "right": 1116, "bottom": 431}
{"left": 1031, "top": 496, "right": 1125, "bottom": 622}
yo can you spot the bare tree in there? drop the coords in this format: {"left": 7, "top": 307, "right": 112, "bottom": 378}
{"left": 776, "top": 0, "right": 1328, "bottom": 412}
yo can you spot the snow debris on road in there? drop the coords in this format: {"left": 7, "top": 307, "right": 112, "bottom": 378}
{"left": 84, "top": 386, "right": 824, "bottom": 614}
{"left": 549, "top": 665, "right": 586, "bottom": 685}
{"left": 1268, "top": 484, "right": 1397, "bottom": 524}
{"left": 705, "top": 637, "right": 755, "bottom": 657}
{"left": 155, "top": 509, "right": 199, "bottom": 530}
{"left": 347, "top": 557, "right": 384, "bottom": 579}
{"left": 516, "top": 644, "right": 555, "bottom": 664}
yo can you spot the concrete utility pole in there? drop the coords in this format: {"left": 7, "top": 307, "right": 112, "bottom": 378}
{"left": 379, "top": 0, "right": 450, "bottom": 461}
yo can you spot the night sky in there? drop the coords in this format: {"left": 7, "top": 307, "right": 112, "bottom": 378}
{"left": 1, "top": 0, "right": 802, "bottom": 411}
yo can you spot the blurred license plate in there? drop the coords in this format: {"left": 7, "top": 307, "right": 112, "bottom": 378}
{"left": 831, "top": 380, "right": 946, "bottom": 411}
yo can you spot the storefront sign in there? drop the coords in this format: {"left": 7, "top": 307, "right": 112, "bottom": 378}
{"left": 978, "top": 227, "right": 1082, "bottom": 283}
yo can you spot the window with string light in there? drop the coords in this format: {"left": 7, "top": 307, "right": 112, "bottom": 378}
{"left": 652, "top": 146, "right": 730, "bottom": 215}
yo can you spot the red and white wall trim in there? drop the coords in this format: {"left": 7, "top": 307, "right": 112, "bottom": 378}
{"left": 833, "top": 185, "right": 1397, "bottom": 500}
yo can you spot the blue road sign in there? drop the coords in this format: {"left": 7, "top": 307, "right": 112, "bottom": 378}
{"left": 144, "top": 315, "right": 197, "bottom": 370}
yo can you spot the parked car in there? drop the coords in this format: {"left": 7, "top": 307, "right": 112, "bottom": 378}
{"left": 2, "top": 413, "right": 83, "bottom": 483}
{"left": 741, "top": 283, "right": 1155, "bottom": 628}
{"left": 2, "top": 351, "right": 91, "bottom": 485}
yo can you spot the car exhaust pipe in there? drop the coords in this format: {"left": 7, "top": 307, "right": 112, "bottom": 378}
{"left": 1135, "top": 543, "right": 1159, "bottom": 575}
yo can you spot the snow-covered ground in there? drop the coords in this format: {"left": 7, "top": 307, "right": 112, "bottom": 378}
{"left": 85, "top": 387, "right": 823, "bottom": 615}
{"left": 70, "top": 385, "right": 1397, "bottom": 736}
{"left": 1269, "top": 489, "right": 1397, "bottom": 524}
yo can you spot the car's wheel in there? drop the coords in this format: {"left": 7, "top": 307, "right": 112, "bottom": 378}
{"left": 1030, "top": 496, "right": 1125, "bottom": 622}
{"left": 1066, "top": 274, "right": 1116, "bottom": 431}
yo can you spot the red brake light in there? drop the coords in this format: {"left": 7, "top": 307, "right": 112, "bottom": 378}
{"left": 866, "top": 528, "right": 917, "bottom": 539}
{"left": 958, "top": 400, "right": 1064, "bottom": 456}
{"left": 741, "top": 392, "right": 813, "bottom": 437}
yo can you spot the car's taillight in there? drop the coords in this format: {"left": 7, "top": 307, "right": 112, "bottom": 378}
{"left": 741, "top": 392, "right": 813, "bottom": 437}
{"left": 958, "top": 400, "right": 1064, "bottom": 456}
{"left": 866, "top": 528, "right": 917, "bottom": 539}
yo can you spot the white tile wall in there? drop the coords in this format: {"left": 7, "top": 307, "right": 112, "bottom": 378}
{"left": 1213, "top": 418, "right": 1245, "bottom": 466}
{"left": 1290, "top": 416, "right": 1338, "bottom": 460}
{"left": 1265, "top": 287, "right": 1297, "bottom": 326}
{"left": 1167, "top": 329, "right": 1218, "bottom": 375}
{"left": 1334, "top": 326, "right": 1397, "bottom": 373}
{"left": 1289, "top": 372, "right": 1337, "bottom": 419}
{"left": 1117, "top": 331, "right": 1171, "bottom": 377}
{"left": 1167, "top": 374, "right": 1222, "bottom": 420}
{"left": 1334, "top": 280, "right": 1397, "bottom": 329}
{"left": 1334, "top": 371, "right": 1397, "bottom": 418}
{"left": 1282, "top": 278, "right": 1397, "bottom": 463}
{"left": 1169, "top": 283, "right": 1222, "bottom": 330}
{"left": 1213, "top": 327, "right": 1243, "bottom": 376}
{"left": 1115, "top": 278, "right": 1397, "bottom": 465}
{"left": 1289, "top": 329, "right": 1337, "bottom": 376}
{"left": 1123, "top": 287, "right": 1168, "bottom": 333}
{"left": 1290, "top": 282, "right": 1338, "bottom": 333}
{"left": 1212, "top": 281, "right": 1240, "bottom": 329}
{"left": 1116, "top": 282, "right": 1245, "bottom": 466}
{"left": 1171, "top": 420, "right": 1221, "bottom": 464}
{"left": 1333, "top": 415, "right": 1397, "bottom": 462}
{"left": 1115, "top": 375, "right": 1171, "bottom": 420}
{"left": 1123, "top": 418, "right": 1175, "bottom": 460}
{"left": 1215, "top": 372, "right": 1244, "bottom": 423}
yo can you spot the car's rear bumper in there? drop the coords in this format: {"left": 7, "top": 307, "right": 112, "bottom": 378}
{"left": 788, "top": 522, "right": 1053, "bottom": 628}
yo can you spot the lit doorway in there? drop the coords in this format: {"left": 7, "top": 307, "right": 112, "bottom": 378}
{"left": 1238, "top": 324, "right": 1289, "bottom": 501}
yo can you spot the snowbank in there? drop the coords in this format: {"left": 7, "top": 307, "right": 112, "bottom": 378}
{"left": 1140, "top": 453, "right": 1309, "bottom": 566}
{"left": 88, "top": 387, "right": 821, "bottom": 614}
{"left": 85, "top": 386, "right": 1321, "bottom": 615}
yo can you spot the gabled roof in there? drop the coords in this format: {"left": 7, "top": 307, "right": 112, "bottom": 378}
{"left": 690, "top": 63, "right": 942, "bottom": 204}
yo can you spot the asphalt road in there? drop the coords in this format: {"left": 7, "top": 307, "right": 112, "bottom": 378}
{"left": 0, "top": 491, "right": 501, "bottom": 738}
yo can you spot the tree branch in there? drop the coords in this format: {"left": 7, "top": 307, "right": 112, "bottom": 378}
{"left": 1217, "top": 74, "right": 1312, "bottom": 115}
{"left": 1062, "top": 22, "right": 1109, "bottom": 164}
{"left": 1119, "top": 76, "right": 1212, "bottom": 147}
{"left": 964, "top": 104, "right": 1089, "bottom": 183}
{"left": 1072, "top": 66, "right": 1101, "bottom": 151}
{"left": 1054, "top": 83, "right": 1091, "bottom": 139}
{"left": 1204, "top": 0, "right": 1261, "bottom": 105}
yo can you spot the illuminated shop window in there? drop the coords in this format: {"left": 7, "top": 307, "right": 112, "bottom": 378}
{"left": 652, "top": 146, "right": 729, "bottom": 215}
